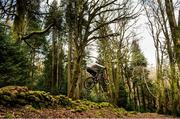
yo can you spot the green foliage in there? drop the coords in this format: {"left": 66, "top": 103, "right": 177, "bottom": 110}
{"left": 81, "top": 88, "right": 108, "bottom": 102}
{"left": 36, "top": 1, "right": 65, "bottom": 93}
{"left": 126, "top": 99, "right": 136, "bottom": 111}
{"left": 0, "top": 27, "right": 30, "bottom": 87}
{"left": 45, "top": 0, "right": 62, "bottom": 29}
{"left": 37, "top": 49, "right": 53, "bottom": 92}
{"left": 131, "top": 40, "right": 147, "bottom": 67}
{"left": 37, "top": 46, "right": 66, "bottom": 94}
{"left": 117, "top": 80, "right": 128, "bottom": 109}
{"left": 128, "top": 40, "right": 157, "bottom": 112}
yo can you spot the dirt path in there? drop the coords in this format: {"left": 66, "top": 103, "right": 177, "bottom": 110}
{"left": 0, "top": 106, "right": 174, "bottom": 118}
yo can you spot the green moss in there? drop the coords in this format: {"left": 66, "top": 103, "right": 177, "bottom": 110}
{"left": 126, "top": 111, "right": 139, "bottom": 116}
{"left": 95, "top": 111, "right": 102, "bottom": 117}
{"left": 24, "top": 105, "right": 37, "bottom": 112}
{"left": 0, "top": 86, "right": 115, "bottom": 112}
{"left": 17, "top": 92, "right": 26, "bottom": 97}
{"left": 0, "top": 100, "right": 6, "bottom": 105}
{"left": 27, "top": 94, "right": 40, "bottom": 102}
{"left": 113, "top": 108, "right": 128, "bottom": 117}
{"left": 129, "top": 111, "right": 138, "bottom": 115}
{"left": 16, "top": 98, "right": 27, "bottom": 105}
{"left": 98, "top": 102, "right": 113, "bottom": 108}
{"left": 0, "top": 86, "right": 28, "bottom": 94}
{"left": 2, "top": 95, "right": 11, "bottom": 101}
{"left": 56, "top": 95, "right": 73, "bottom": 107}
{"left": 4, "top": 112, "right": 14, "bottom": 119}
{"left": 73, "top": 105, "right": 89, "bottom": 112}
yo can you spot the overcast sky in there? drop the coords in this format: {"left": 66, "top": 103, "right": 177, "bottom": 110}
{"left": 136, "top": 14, "right": 156, "bottom": 66}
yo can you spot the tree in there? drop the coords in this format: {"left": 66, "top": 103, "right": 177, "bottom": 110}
{"left": 165, "top": 0, "right": 180, "bottom": 71}
{"left": 142, "top": 0, "right": 180, "bottom": 115}
{"left": 143, "top": 3, "right": 164, "bottom": 113}
{"left": 130, "top": 40, "right": 156, "bottom": 112}
{"left": 66, "top": 0, "right": 75, "bottom": 96}
{"left": 0, "top": 0, "right": 54, "bottom": 43}
{"left": 67, "top": 0, "right": 138, "bottom": 99}
{"left": 131, "top": 40, "right": 147, "bottom": 67}
{"left": 41, "top": 0, "right": 64, "bottom": 94}
{"left": 0, "top": 26, "right": 30, "bottom": 87}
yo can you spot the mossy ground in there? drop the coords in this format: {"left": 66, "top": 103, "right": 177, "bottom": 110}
{"left": 0, "top": 86, "right": 174, "bottom": 118}
{"left": 0, "top": 86, "right": 113, "bottom": 110}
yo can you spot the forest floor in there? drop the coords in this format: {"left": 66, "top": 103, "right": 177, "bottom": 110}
{"left": 0, "top": 86, "right": 175, "bottom": 118}
{"left": 0, "top": 105, "right": 174, "bottom": 118}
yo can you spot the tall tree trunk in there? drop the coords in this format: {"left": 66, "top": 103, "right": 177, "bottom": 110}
{"left": 125, "top": 70, "right": 133, "bottom": 105}
{"left": 51, "top": 31, "right": 55, "bottom": 93}
{"left": 155, "top": 40, "right": 164, "bottom": 113}
{"left": 165, "top": 1, "right": 180, "bottom": 71}
{"left": 112, "top": 62, "right": 119, "bottom": 104}
{"left": 56, "top": 36, "right": 59, "bottom": 90}
{"left": 13, "top": 0, "right": 26, "bottom": 42}
{"left": 133, "top": 83, "right": 137, "bottom": 110}
{"left": 59, "top": 45, "right": 64, "bottom": 90}
{"left": 67, "top": 32, "right": 72, "bottom": 96}
{"left": 30, "top": 49, "right": 35, "bottom": 87}
{"left": 78, "top": 67, "right": 84, "bottom": 98}
{"left": 165, "top": 1, "right": 180, "bottom": 115}
{"left": 57, "top": 34, "right": 63, "bottom": 91}
{"left": 136, "top": 86, "right": 141, "bottom": 111}
{"left": 51, "top": 28, "right": 58, "bottom": 93}
{"left": 141, "top": 85, "right": 146, "bottom": 111}
{"left": 68, "top": 48, "right": 82, "bottom": 99}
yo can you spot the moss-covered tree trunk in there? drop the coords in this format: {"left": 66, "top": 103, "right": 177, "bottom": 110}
{"left": 165, "top": 2, "right": 180, "bottom": 71}
{"left": 68, "top": 47, "right": 83, "bottom": 99}
{"left": 165, "top": 1, "right": 180, "bottom": 115}
{"left": 13, "top": 0, "right": 26, "bottom": 42}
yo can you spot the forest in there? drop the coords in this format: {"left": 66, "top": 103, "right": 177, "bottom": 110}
{"left": 0, "top": 0, "right": 180, "bottom": 118}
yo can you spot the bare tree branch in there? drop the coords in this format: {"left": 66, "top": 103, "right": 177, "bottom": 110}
{"left": 88, "top": 32, "right": 120, "bottom": 41}
{"left": 22, "top": 23, "right": 54, "bottom": 40}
